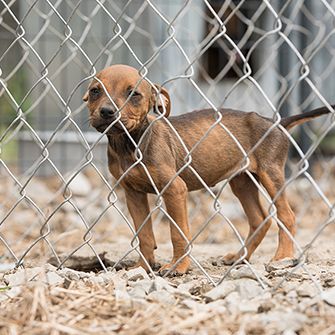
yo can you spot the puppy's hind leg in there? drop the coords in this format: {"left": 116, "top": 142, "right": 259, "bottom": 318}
{"left": 222, "top": 173, "right": 272, "bottom": 265}
{"left": 258, "top": 168, "right": 296, "bottom": 261}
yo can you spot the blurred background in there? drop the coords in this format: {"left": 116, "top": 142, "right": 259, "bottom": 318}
{"left": 1, "top": 0, "right": 335, "bottom": 175}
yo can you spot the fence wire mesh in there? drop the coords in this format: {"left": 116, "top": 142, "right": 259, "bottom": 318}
{"left": 1, "top": 0, "right": 335, "bottom": 325}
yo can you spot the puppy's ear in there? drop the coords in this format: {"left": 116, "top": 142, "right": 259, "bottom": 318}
{"left": 83, "top": 91, "right": 89, "bottom": 102}
{"left": 151, "top": 85, "right": 171, "bottom": 117}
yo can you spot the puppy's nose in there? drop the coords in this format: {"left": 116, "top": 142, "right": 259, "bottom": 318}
{"left": 100, "top": 107, "right": 115, "bottom": 119}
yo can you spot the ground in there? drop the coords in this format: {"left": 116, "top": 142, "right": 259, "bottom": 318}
{"left": 1, "top": 165, "right": 335, "bottom": 334}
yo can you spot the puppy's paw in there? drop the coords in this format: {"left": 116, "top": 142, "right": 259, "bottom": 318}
{"left": 219, "top": 253, "right": 247, "bottom": 266}
{"left": 158, "top": 259, "right": 190, "bottom": 277}
{"left": 130, "top": 259, "right": 161, "bottom": 272}
{"left": 266, "top": 257, "right": 299, "bottom": 272}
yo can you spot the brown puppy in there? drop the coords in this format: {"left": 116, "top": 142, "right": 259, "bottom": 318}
{"left": 84, "top": 64, "right": 331, "bottom": 275}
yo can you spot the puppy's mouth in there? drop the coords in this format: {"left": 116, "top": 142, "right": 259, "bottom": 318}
{"left": 92, "top": 119, "right": 125, "bottom": 134}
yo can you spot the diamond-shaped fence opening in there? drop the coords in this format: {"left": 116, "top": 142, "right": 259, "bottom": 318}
{"left": 1, "top": 0, "right": 335, "bottom": 326}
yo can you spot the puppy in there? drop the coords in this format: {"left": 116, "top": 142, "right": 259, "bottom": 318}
{"left": 84, "top": 64, "right": 331, "bottom": 275}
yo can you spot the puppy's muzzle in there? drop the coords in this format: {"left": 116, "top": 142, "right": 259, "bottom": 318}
{"left": 100, "top": 107, "right": 116, "bottom": 120}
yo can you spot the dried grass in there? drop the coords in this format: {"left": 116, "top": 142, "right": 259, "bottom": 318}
{"left": 1, "top": 277, "right": 335, "bottom": 335}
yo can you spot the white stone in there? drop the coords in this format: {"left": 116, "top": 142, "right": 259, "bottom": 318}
{"left": 4, "top": 267, "right": 64, "bottom": 286}
{"left": 128, "top": 285, "right": 148, "bottom": 299}
{"left": 149, "top": 276, "right": 176, "bottom": 294}
{"left": 235, "top": 279, "right": 264, "bottom": 300}
{"left": 224, "top": 291, "right": 241, "bottom": 314}
{"left": 0, "top": 263, "right": 16, "bottom": 273}
{"left": 123, "top": 267, "right": 149, "bottom": 281}
{"left": 43, "top": 271, "right": 64, "bottom": 286}
{"left": 24, "top": 179, "right": 54, "bottom": 205}
{"left": 4, "top": 268, "right": 43, "bottom": 286}
{"left": 147, "top": 290, "right": 175, "bottom": 305}
{"left": 5, "top": 286, "right": 22, "bottom": 299}
{"left": 321, "top": 287, "right": 335, "bottom": 306}
{"left": 67, "top": 173, "right": 91, "bottom": 197}
{"left": 239, "top": 300, "right": 261, "bottom": 313}
{"left": 58, "top": 268, "right": 92, "bottom": 280}
{"left": 128, "top": 279, "right": 153, "bottom": 294}
{"left": 177, "top": 279, "right": 209, "bottom": 295}
{"left": 229, "top": 265, "right": 266, "bottom": 281}
{"left": 203, "top": 281, "right": 236, "bottom": 301}
{"left": 259, "top": 311, "right": 307, "bottom": 332}
{"left": 296, "top": 282, "right": 318, "bottom": 298}
{"left": 112, "top": 272, "right": 130, "bottom": 301}
{"left": 220, "top": 201, "right": 244, "bottom": 220}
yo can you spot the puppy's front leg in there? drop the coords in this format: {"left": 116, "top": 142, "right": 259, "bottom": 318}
{"left": 159, "top": 177, "right": 191, "bottom": 276}
{"left": 125, "top": 188, "right": 158, "bottom": 271}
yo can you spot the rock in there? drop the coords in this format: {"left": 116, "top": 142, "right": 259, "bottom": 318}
{"left": 239, "top": 299, "right": 262, "bottom": 313}
{"left": 182, "top": 299, "right": 210, "bottom": 312}
{"left": 0, "top": 293, "right": 9, "bottom": 303}
{"left": 0, "top": 263, "right": 16, "bottom": 273}
{"left": 64, "top": 212, "right": 85, "bottom": 227}
{"left": 205, "top": 299, "right": 227, "bottom": 313}
{"left": 128, "top": 279, "right": 153, "bottom": 293}
{"left": 203, "top": 281, "right": 236, "bottom": 302}
{"left": 259, "top": 311, "right": 307, "bottom": 332}
{"left": 297, "top": 296, "right": 321, "bottom": 313}
{"left": 229, "top": 265, "right": 270, "bottom": 287}
{"left": 128, "top": 285, "right": 148, "bottom": 299}
{"left": 258, "top": 300, "right": 275, "bottom": 313}
{"left": 67, "top": 173, "right": 91, "bottom": 197}
{"left": 149, "top": 277, "right": 176, "bottom": 294}
{"left": 265, "top": 258, "right": 299, "bottom": 272}
{"left": 111, "top": 271, "right": 130, "bottom": 301}
{"left": 321, "top": 287, "right": 335, "bottom": 306}
{"left": 235, "top": 279, "right": 264, "bottom": 300}
{"left": 295, "top": 178, "right": 311, "bottom": 192}
{"left": 114, "top": 288, "right": 131, "bottom": 301}
{"left": 220, "top": 201, "right": 244, "bottom": 220}
{"left": 88, "top": 276, "right": 105, "bottom": 285}
{"left": 0, "top": 286, "right": 22, "bottom": 302}
{"left": 25, "top": 179, "right": 54, "bottom": 205}
{"left": 229, "top": 265, "right": 259, "bottom": 280}
{"left": 10, "top": 210, "right": 36, "bottom": 229}
{"left": 58, "top": 268, "right": 91, "bottom": 281}
{"left": 4, "top": 268, "right": 43, "bottom": 286}
{"left": 321, "top": 272, "right": 335, "bottom": 288}
{"left": 43, "top": 271, "right": 64, "bottom": 286}
{"left": 4, "top": 267, "right": 64, "bottom": 286}
{"left": 147, "top": 290, "right": 175, "bottom": 305}
{"left": 286, "top": 290, "right": 298, "bottom": 302}
{"left": 123, "top": 267, "right": 149, "bottom": 281}
{"left": 5, "top": 286, "right": 22, "bottom": 299}
{"left": 177, "top": 279, "right": 211, "bottom": 296}
{"left": 60, "top": 201, "right": 75, "bottom": 213}
{"left": 224, "top": 291, "right": 241, "bottom": 314}
{"left": 128, "top": 278, "right": 156, "bottom": 299}
{"left": 282, "top": 330, "right": 298, "bottom": 335}
{"left": 99, "top": 271, "right": 118, "bottom": 284}
{"left": 296, "top": 282, "right": 318, "bottom": 298}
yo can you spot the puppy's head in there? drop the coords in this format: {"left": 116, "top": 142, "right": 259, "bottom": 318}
{"left": 83, "top": 64, "right": 170, "bottom": 134}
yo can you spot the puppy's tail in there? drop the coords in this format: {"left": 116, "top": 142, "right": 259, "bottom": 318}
{"left": 281, "top": 105, "right": 334, "bottom": 130}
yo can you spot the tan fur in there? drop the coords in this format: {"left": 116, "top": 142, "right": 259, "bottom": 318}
{"left": 84, "top": 64, "right": 331, "bottom": 275}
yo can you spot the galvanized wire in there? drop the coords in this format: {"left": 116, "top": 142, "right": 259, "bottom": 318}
{"left": 1, "top": 0, "right": 335, "bottom": 289}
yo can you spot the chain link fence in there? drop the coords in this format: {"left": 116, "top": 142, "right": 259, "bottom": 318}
{"left": 1, "top": 0, "right": 335, "bottom": 333}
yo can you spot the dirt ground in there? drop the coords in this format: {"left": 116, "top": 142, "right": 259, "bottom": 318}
{"left": 1, "top": 164, "right": 335, "bottom": 334}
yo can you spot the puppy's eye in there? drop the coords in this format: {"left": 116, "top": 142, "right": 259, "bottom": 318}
{"left": 89, "top": 87, "right": 101, "bottom": 99}
{"left": 127, "top": 88, "right": 142, "bottom": 99}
